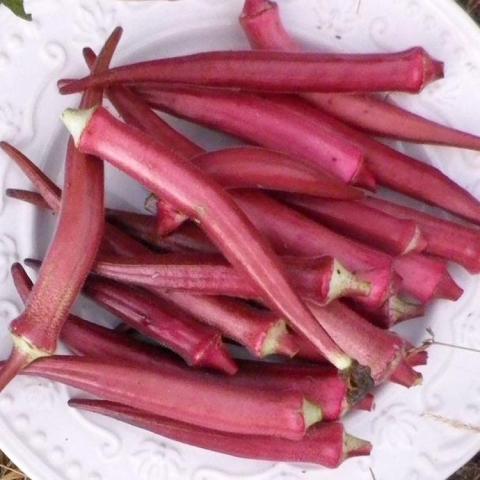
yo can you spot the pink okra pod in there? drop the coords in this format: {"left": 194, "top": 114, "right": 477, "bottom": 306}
{"left": 0, "top": 28, "right": 123, "bottom": 391}
{"left": 82, "top": 47, "right": 206, "bottom": 161}
{"left": 26, "top": 256, "right": 298, "bottom": 360}
{"left": 18, "top": 355, "right": 322, "bottom": 440}
{"left": 108, "top": 210, "right": 218, "bottom": 254}
{"left": 61, "top": 316, "right": 362, "bottom": 419}
{"left": 240, "top": 0, "right": 480, "bottom": 149}
{"left": 19, "top": 261, "right": 237, "bottom": 374}
{"left": 349, "top": 295, "right": 426, "bottom": 329}
{"left": 192, "top": 146, "right": 364, "bottom": 199}
{"left": 234, "top": 191, "right": 462, "bottom": 304}
{"left": 82, "top": 275, "right": 298, "bottom": 363}
{"left": 285, "top": 195, "right": 426, "bottom": 255}
{"left": 70, "top": 400, "right": 371, "bottom": 467}
{"left": 59, "top": 48, "right": 443, "bottom": 95}
{"left": 11, "top": 264, "right": 372, "bottom": 421}
{"left": 60, "top": 309, "right": 366, "bottom": 420}
{"left": 137, "top": 85, "right": 372, "bottom": 187}
{"left": 362, "top": 196, "right": 480, "bottom": 273}
{"left": 61, "top": 105, "right": 360, "bottom": 375}
{"left": 93, "top": 252, "right": 371, "bottom": 304}
{"left": 268, "top": 95, "right": 480, "bottom": 226}
{"left": 14, "top": 264, "right": 350, "bottom": 417}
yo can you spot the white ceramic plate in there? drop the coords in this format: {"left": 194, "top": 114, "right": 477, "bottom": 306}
{"left": 1, "top": 0, "right": 480, "bottom": 479}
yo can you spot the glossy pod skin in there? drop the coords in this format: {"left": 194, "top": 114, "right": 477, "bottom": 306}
{"left": 69, "top": 400, "right": 372, "bottom": 468}
{"left": 138, "top": 84, "right": 368, "bottom": 185}
{"left": 59, "top": 48, "right": 444, "bottom": 95}
{"left": 362, "top": 196, "right": 480, "bottom": 273}
{"left": 240, "top": 0, "right": 480, "bottom": 148}
{"left": 233, "top": 190, "right": 462, "bottom": 304}
{"left": 268, "top": 94, "right": 480, "bottom": 226}
{"left": 285, "top": 195, "right": 426, "bottom": 256}
{"left": 19, "top": 355, "right": 321, "bottom": 440}
{"left": 62, "top": 105, "right": 355, "bottom": 372}
{"left": 0, "top": 28, "right": 123, "bottom": 391}
{"left": 93, "top": 253, "right": 371, "bottom": 304}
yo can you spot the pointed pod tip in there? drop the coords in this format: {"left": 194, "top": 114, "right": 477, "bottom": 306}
{"left": 61, "top": 106, "right": 97, "bottom": 147}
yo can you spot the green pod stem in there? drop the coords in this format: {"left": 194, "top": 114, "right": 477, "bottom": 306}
{"left": 0, "top": 28, "right": 123, "bottom": 391}
{"left": 19, "top": 355, "right": 321, "bottom": 440}
{"left": 240, "top": 0, "right": 480, "bottom": 148}
{"left": 284, "top": 195, "right": 426, "bottom": 255}
{"left": 93, "top": 253, "right": 371, "bottom": 304}
{"left": 59, "top": 48, "right": 443, "bottom": 95}
{"left": 61, "top": 105, "right": 355, "bottom": 372}
{"left": 362, "top": 196, "right": 480, "bottom": 273}
{"left": 70, "top": 400, "right": 371, "bottom": 468}
{"left": 233, "top": 190, "right": 462, "bottom": 304}
{"left": 136, "top": 84, "right": 371, "bottom": 187}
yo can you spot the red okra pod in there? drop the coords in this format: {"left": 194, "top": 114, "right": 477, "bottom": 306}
{"left": 21, "top": 355, "right": 322, "bottom": 440}
{"left": 0, "top": 28, "right": 123, "bottom": 390}
{"left": 285, "top": 195, "right": 426, "bottom": 255}
{"left": 193, "top": 146, "right": 364, "bottom": 199}
{"left": 149, "top": 289, "right": 298, "bottom": 359}
{"left": 93, "top": 253, "right": 370, "bottom": 304}
{"left": 83, "top": 278, "right": 240, "bottom": 374}
{"left": 269, "top": 95, "right": 480, "bottom": 225}
{"left": 306, "top": 300, "right": 412, "bottom": 385}
{"left": 66, "top": 311, "right": 377, "bottom": 415}
{"left": 362, "top": 196, "right": 480, "bottom": 273}
{"left": 83, "top": 47, "right": 206, "bottom": 162}
{"left": 11, "top": 261, "right": 238, "bottom": 374}
{"left": 20, "top": 261, "right": 237, "bottom": 374}
{"left": 61, "top": 105, "right": 356, "bottom": 373}
{"left": 234, "top": 190, "right": 462, "bottom": 303}
{"left": 136, "top": 85, "right": 369, "bottom": 185}
{"left": 240, "top": 0, "right": 479, "bottom": 148}
{"left": 349, "top": 295, "right": 426, "bottom": 329}
{"left": 59, "top": 48, "right": 443, "bottom": 95}
{"left": 232, "top": 190, "right": 393, "bottom": 308}
{"left": 102, "top": 65, "right": 363, "bottom": 203}
{"left": 70, "top": 400, "right": 371, "bottom": 467}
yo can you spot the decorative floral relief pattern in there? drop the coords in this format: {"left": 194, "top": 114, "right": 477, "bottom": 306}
{"left": 0, "top": 235, "right": 18, "bottom": 283}
{"left": 70, "top": 407, "right": 123, "bottom": 460}
{"left": 0, "top": 103, "right": 23, "bottom": 144}
{"left": 74, "top": 1, "right": 118, "bottom": 47}
{"left": 130, "top": 440, "right": 184, "bottom": 480}
{"left": 0, "top": 1, "right": 479, "bottom": 480}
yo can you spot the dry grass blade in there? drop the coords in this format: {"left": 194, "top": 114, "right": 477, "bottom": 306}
{"left": 0, "top": 452, "right": 29, "bottom": 480}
